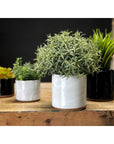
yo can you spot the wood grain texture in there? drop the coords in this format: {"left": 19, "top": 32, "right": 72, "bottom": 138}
{"left": 0, "top": 83, "right": 114, "bottom": 126}
{"left": 0, "top": 111, "right": 114, "bottom": 126}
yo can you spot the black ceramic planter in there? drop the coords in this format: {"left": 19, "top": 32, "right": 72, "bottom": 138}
{"left": 87, "top": 70, "right": 114, "bottom": 101}
{"left": 0, "top": 78, "right": 14, "bottom": 97}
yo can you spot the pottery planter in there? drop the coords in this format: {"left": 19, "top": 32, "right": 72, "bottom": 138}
{"left": 16, "top": 80, "right": 40, "bottom": 102}
{"left": 52, "top": 74, "right": 87, "bottom": 109}
{"left": 87, "top": 70, "right": 114, "bottom": 101}
{"left": 0, "top": 78, "right": 14, "bottom": 97}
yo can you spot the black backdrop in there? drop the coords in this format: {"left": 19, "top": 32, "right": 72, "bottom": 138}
{"left": 0, "top": 18, "right": 112, "bottom": 81}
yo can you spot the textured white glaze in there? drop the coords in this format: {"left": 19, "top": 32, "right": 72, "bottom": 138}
{"left": 16, "top": 80, "right": 40, "bottom": 101}
{"left": 52, "top": 74, "right": 87, "bottom": 109}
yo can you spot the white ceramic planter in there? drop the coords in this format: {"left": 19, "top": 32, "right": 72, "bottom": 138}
{"left": 16, "top": 80, "right": 40, "bottom": 102}
{"left": 52, "top": 74, "right": 87, "bottom": 109}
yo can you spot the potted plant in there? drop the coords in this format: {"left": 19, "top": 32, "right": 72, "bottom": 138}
{"left": 0, "top": 67, "right": 14, "bottom": 97}
{"left": 35, "top": 31, "right": 101, "bottom": 109}
{"left": 87, "top": 29, "right": 114, "bottom": 101}
{"left": 13, "top": 57, "right": 42, "bottom": 102}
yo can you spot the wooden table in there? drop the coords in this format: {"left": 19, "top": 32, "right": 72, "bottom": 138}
{"left": 0, "top": 83, "right": 114, "bottom": 126}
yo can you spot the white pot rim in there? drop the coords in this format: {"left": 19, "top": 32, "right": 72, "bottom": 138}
{"left": 16, "top": 79, "right": 40, "bottom": 82}
{"left": 52, "top": 74, "right": 86, "bottom": 78}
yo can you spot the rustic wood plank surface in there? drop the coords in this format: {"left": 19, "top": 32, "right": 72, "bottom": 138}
{"left": 0, "top": 83, "right": 114, "bottom": 112}
{"left": 0, "top": 83, "right": 114, "bottom": 126}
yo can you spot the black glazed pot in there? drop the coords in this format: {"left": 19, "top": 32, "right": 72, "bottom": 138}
{"left": 0, "top": 78, "right": 14, "bottom": 97}
{"left": 87, "top": 70, "right": 114, "bottom": 101}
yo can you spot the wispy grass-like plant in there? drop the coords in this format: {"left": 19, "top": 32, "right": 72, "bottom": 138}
{"left": 35, "top": 31, "right": 101, "bottom": 77}
{"left": 93, "top": 29, "right": 114, "bottom": 70}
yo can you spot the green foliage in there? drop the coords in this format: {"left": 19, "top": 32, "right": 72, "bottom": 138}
{"left": 93, "top": 29, "right": 114, "bottom": 70}
{"left": 13, "top": 58, "right": 43, "bottom": 80}
{"left": 35, "top": 31, "right": 101, "bottom": 77}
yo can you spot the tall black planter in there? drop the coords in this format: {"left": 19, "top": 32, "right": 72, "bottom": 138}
{"left": 87, "top": 70, "right": 114, "bottom": 101}
{"left": 0, "top": 78, "right": 14, "bottom": 97}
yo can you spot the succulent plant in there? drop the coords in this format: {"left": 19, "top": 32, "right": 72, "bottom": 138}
{"left": 0, "top": 67, "right": 14, "bottom": 79}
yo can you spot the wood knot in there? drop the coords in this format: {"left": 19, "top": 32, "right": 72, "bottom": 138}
{"left": 45, "top": 119, "right": 51, "bottom": 124}
{"left": 100, "top": 114, "right": 107, "bottom": 118}
{"left": 18, "top": 116, "right": 22, "bottom": 118}
{"left": 109, "top": 111, "right": 113, "bottom": 120}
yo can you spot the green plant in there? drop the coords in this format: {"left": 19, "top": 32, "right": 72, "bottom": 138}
{"left": 35, "top": 31, "right": 101, "bottom": 77}
{"left": 92, "top": 29, "right": 114, "bottom": 70}
{"left": 13, "top": 58, "right": 43, "bottom": 80}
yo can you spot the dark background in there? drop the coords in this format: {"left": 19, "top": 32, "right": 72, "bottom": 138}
{"left": 0, "top": 18, "right": 112, "bottom": 81}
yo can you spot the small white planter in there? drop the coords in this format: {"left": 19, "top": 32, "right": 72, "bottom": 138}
{"left": 16, "top": 80, "right": 40, "bottom": 102}
{"left": 52, "top": 74, "right": 87, "bottom": 109}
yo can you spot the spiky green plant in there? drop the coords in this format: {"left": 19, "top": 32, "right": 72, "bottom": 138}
{"left": 93, "top": 29, "right": 114, "bottom": 70}
{"left": 35, "top": 31, "right": 101, "bottom": 77}
{"left": 13, "top": 57, "right": 43, "bottom": 80}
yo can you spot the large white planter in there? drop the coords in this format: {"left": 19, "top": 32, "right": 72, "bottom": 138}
{"left": 52, "top": 74, "right": 87, "bottom": 109}
{"left": 16, "top": 80, "right": 40, "bottom": 102}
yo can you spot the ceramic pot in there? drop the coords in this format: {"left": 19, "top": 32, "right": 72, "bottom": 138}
{"left": 87, "top": 70, "right": 114, "bottom": 101}
{"left": 0, "top": 78, "right": 14, "bottom": 97}
{"left": 16, "top": 80, "right": 40, "bottom": 102}
{"left": 52, "top": 74, "right": 87, "bottom": 109}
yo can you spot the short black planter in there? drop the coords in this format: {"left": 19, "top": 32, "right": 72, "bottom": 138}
{"left": 87, "top": 70, "right": 114, "bottom": 101}
{"left": 0, "top": 78, "right": 14, "bottom": 97}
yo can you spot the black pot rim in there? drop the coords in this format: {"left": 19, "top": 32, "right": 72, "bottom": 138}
{"left": 0, "top": 78, "right": 15, "bottom": 80}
